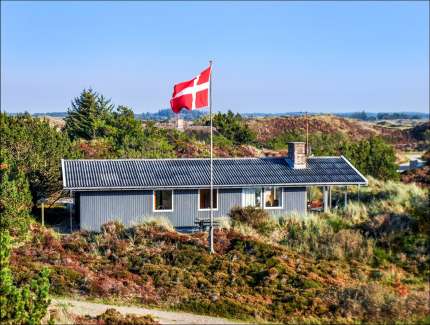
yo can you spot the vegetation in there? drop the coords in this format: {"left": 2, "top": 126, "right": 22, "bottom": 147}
{"left": 203, "top": 110, "right": 256, "bottom": 145}
{"left": 0, "top": 112, "right": 79, "bottom": 202}
{"left": 376, "top": 112, "right": 427, "bottom": 120}
{"left": 138, "top": 107, "right": 206, "bottom": 121}
{"left": 0, "top": 230, "right": 51, "bottom": 325}
{"left": 3, "top": 88, "right": 428, "bottom": 323}
{"left": 64, "top": 88, "right": 115, "bottom": 140}
{"left": 75, "top": 308, "right": 159, "bottom": 325}
{"left": 228, "top": 206, "right": 276, "bottom": 236}
{"left": 344, "top": 137, "right": 399, "bottom": 181}
{"left": 9, "top": 178, "right": 428, "bottom": 324}
{"left": 268, "top": 128, "right": 398, "bottom": 180}
{"left": 0, "top": 162, "right": 33, "bottom": 236}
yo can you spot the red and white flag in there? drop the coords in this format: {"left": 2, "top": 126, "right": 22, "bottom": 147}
{"left": 170, "top": 66, "right": 211, "bottom": 114}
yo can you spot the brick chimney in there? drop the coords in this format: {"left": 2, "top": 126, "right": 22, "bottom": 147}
{"left": 287, "top": 142, "right": 307, "bottom": 169}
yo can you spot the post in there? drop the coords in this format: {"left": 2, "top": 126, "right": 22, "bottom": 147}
{"left": 41, "top": 202, "right": 45, "bottom": 227}
{"left": 69, "top": 191, "right": 73, "bottom": 232}
{"left": 344, "top": 186, "right": 348, "bottom": 207}
{"left": 329, "top": 186, "right": 332, "bottom": 209}
{"left": 209, "top": 60, "right": 215, "bottom": 254}
{"left": 305, "top": 111, "right": 309, "bottom": 155}
{"left": 323, "top": 186, "right": 329, "bottom": 212}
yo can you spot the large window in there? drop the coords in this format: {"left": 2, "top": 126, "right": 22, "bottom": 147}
{"left": 199, "top": 189, "right": 218, "bottom": 210}
{"left": 242, "top": 187, "right": 283, "bottom": 209}
{"left": 242, "top": 188, "right": 262, "bottom": 207}
{"left": 264, "top": 187, "right": 282, "bottom": 208}
{"left": 153, "top": 190, "right": 173, "bottom": 211}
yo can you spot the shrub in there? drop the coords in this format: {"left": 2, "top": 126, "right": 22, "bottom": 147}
{"left": 0, "top": 230, "right": 51, "bottom": 324}
{"left": 328, "top": 283, "right": 429, "bottom": 322}
{"left": 0, "top": 162, "right": 33, "bottom": 236}
{"left": 137, "top": 216, "right": 174, "bottom": 232}
{"left": 343, "top": 202, "right": 368, "bottom": 224}
{"left": 1, "top": 112, "right": 79, "bottom": 202}
{"left": 76, "top": 308, "right": 160, "bottom": 325}
{"left": 228, "top": 206, "right": 276, "bottom": 236}
{"left": 279, "top": 216, "right": 373, "bottom": 262}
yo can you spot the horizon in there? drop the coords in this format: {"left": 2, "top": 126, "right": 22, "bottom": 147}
{"left": 5, "top": 108, "right": 429, "bottom": 117}
{"left": 1, "top": 1, "right": 429, "bottom": 114}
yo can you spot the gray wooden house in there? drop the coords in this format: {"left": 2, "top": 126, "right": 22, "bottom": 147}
{"left": 62, "top": 142, "right": 367, "bottom": 231}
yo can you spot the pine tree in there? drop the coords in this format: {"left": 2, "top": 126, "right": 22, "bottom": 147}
{"left": 64, "top": 88, "right": 114, "bottom": 140}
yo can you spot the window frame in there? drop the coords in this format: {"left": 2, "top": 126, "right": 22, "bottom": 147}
{"left": 263, "top": 186, "right": 283, "bottom": 210}
{"left": 241, "top": 187, "right": 263, "bottom": 208}
{"left": 242, "top": 187, "right": 283, "bottom": 210}
{"left": 198, "top": 188, "right": 219, "bottom": 211}
{"left": 153, "top": 189, "right": 174, "bottom": 212}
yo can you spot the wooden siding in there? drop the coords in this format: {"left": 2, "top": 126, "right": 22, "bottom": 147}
{"left": 79, "top": 187, "right": 306, "bottom": 231}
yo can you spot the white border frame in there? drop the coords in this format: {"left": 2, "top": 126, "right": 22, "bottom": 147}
{"left": 61, "top": 159, "right": 66, "bottom": 188}
{"left": 241, "top": 187, "right": 263, "bottom": 208}
{"left": 198, "top": 188, "right": 219, "bottom": 211}
{"left": 263, "top": 186, "right": 283, "bottom": 210}
{"left": 153, "top": 190, "right": 174, "bottom": 212}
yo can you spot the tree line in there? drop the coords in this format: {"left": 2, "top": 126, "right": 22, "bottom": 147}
{"left": 1, "top": 88, "right": 400, "bottom": 217}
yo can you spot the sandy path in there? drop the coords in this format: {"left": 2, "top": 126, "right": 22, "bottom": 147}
{"left": 51, "top": 297, "right": 247, "bottom": 324}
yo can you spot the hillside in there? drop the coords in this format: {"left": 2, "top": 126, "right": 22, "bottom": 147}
{"left": 247, "top": 115, "right": 425, "bottom": 150}
{"left": 10, "top": 178, "right": 430, "bottom": 324}
{"left": 33, "top": 113, "right": 426, "bottom": 153}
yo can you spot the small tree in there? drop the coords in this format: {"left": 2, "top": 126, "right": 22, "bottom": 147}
{"left": 344, "top": 137, "right": 398, "bottom": 180}
{"left": 211, "top": 111, "right": 256, "bottom": 145}
{"left": 64, "top": 88, "right": 114, "bottom": 140}
{"left": 0, "top": 231, "right": 51, "bottom": 324}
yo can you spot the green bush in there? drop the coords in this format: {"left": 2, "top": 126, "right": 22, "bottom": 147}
{"left": 0, "top": 231, "right": 51, "bottom": 324}
{"left": 210, "top": 111, "right": 256, "bottom": 145}
{"left": 0, "top": 162, "right": 33, "bottom": 236}
{"left": 1, "top": 112, "right": 79, "bottom": 202}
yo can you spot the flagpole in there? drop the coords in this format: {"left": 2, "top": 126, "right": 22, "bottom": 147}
{"left": 209, "top": 60, "right": 215, "bottom": 254}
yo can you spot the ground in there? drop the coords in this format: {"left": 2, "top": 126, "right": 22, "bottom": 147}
{"left": 49, "top": 297, "right": 246, "bottom": 324}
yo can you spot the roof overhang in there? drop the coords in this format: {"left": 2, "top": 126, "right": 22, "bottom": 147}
{"left": 64, "top": 181, "right": 368, "bottom": 192}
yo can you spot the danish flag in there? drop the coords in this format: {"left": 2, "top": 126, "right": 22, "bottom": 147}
{"left": 170, "top": 66, "right": 211, "bottom": 114}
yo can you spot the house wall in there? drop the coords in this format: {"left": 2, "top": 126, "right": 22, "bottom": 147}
{"left": 78, "top": 187, "right": 306, "bottom": 231}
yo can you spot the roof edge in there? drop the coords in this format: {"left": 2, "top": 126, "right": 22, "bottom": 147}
{"left": 64, "top": 181, "right": 368, "bottom": 191}
{"left": 61, "top": 156, "right": 344, "bottom": 162}
{"left": 341, "top": 155, "right": 368, "bottom": 185}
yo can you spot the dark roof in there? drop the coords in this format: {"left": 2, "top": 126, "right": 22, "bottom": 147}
{"left": 62, "top": 156, "right": 367, "bottom": 190}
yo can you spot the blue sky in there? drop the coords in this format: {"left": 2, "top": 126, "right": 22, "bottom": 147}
{"left": 1, "top": 1, "right": 429, "bottom": 114}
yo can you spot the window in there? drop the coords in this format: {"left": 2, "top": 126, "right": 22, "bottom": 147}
{"left": 242, "top": 188, "right": 262, "bottom": 207}
{"left": 199, "top": 189, "right": 218, "bottom": 210}
{"left": 153, "top": 190, "right": 173, "bottom": 211}
{"left": 242, "top": 187, "right": 282, "bottom": 209}
{"left": 264, "top": 187, "right": 282, "bottom": 208}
